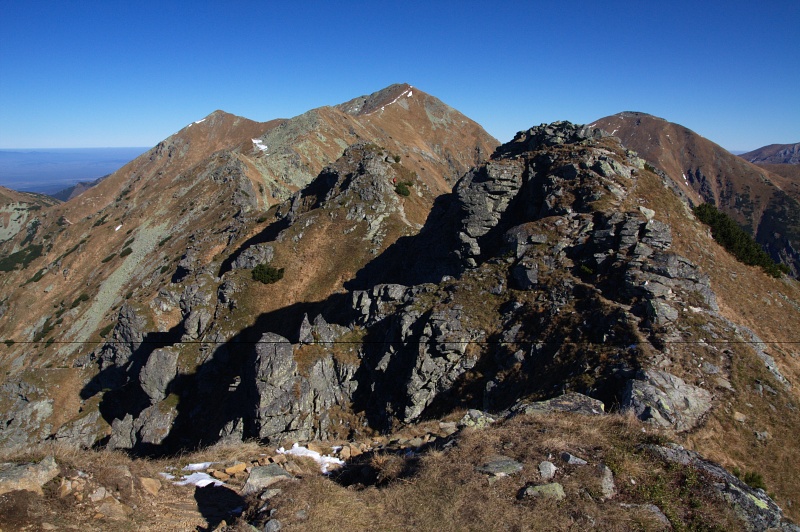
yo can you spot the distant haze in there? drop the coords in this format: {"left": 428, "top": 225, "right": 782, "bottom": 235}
{"left": 0, "top": 147, "right": 148, "bottom": 194}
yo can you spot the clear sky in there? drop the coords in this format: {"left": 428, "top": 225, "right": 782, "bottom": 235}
{"left": 1, "top": 0, "right": 798, "bottom": 151}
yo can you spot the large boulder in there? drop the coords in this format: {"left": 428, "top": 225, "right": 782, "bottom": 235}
{"left": 0, "top": 456, "right": 59, "bottom": 496}
{"left": 139, "top": 347, "right": 179, "bottom": 403}
{"left": 622, "top": 370, "right": 712, "bottom": 432}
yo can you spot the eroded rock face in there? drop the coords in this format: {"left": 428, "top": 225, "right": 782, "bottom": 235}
{"left": 622, "top": 370, "right": 713, "bottom": 432}
{"left": 247, "top": 332, "right": 357, "bottom": 443}
{"left": 97, "top": 303, "right": 147, "bottom": 371}
{"left": 0, "top": 382, "right": 53, "bottom": 448}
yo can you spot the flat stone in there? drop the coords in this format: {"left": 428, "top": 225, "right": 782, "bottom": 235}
{"left": 259, "top": 488, "right": 282, "bottom": 501}
{"left": 561, "top": 452, "right": 588, "bottom": 466}
{"left": 97, "top": 498, "right": 133, "bottom": 520}
{"left": 438, "top": 422, "right": 458, "bottom": 436}
{"left": 521, "top": 482, "right": 566, "bottom": 500}
{"left": 139, "top": 477, "right": 161, "bottom": 496}
{"left": 476, "top": 455, "right": 524, "bottom": 476}
{"left": 242, "top": 464, "right": 293, "bottom": 495}
{"left": 224, "top": 462, "right": 247, "bottom": 475}
{"left": 89, "top": 486, "right": 108, "bottom": 502}
{"left": 263, "top": 519, "right": 282, "bottom": 532}
{"left": 734, "top": 411, "right": 747, "bottom": 423}
{"left": 513, "top": 392, "right": 605, "bottom": 416}
{"left": 538, "top": 461, "right": 557, "bottom": 480}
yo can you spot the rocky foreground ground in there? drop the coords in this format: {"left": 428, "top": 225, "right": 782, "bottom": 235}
{"left": 1, "top": 393, "right": 797, "bottom": 531}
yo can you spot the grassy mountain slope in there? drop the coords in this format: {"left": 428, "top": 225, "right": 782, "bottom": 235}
{"left": 592, "top": 112, "right": 800, "bottom": 276}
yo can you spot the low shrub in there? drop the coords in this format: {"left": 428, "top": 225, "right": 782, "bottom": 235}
{"left": 252, "top": 263, "right": 284, "bottom": 284}
{"left": 395, "top": 182, "right": 411, "bottom": 196}
{"left": 70, "top": 293, "right": 90, "bottom": 309}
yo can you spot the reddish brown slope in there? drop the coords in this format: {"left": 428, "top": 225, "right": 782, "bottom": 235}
{"left": 591, "top": 112, "right": 800, "bottom": 275}
{"left": 741, "top": 143, "right": 800, "bottom": 164}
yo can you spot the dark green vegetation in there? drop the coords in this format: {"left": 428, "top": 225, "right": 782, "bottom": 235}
{"left": 394, "top": 181, "right": 412, "bottom": 196}
{"left": 0, "top": 244, "right": 44, "bottom": 271}
{"left": 693, "top": 203, "right": 789, "bottom": 277}
{"left": 252, "top": 263, "right": 284, "bottom": 284}
{"left": 70, "top": 293, "right": 90, "bottom": 309}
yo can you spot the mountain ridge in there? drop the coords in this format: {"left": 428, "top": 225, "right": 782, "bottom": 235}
{"left": 591, "top": 111, "right": 800, "bottom": 276}
{"left": 0, "top": 90, "right": 799, "bottom": 529}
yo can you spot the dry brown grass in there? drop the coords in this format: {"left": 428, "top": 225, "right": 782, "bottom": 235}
{"left": 265, "top": 413, "right": 742, "bottom": 531}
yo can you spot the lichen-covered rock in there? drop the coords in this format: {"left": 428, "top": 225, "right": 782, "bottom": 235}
{"left": 248, "top": 332, "right": 357, "bottom": 442}
{"left": 404, "top": 308, "right": 478, "bottom": 421}
{"left": 231, "top": 243, "right": 274, "bottom": 270}
{"left": 454, "top": 160, "right": 525, "bottom": 265}
{"left": 0, "top": 381, "right": 53, "bottom": 449}
{"left": 139, "top": 347, "right": 178, "bottom": 404}
{"left": 511, "top": 392, "right": 606, "bottom": 416}
{"left": 647, "top": 444, "right": 798, "bottom": 531}
{"left": 0, "top": 456, "right": 59, "bottom": 496}
{"left": 623, "top": 370, "right": 712, "bottom": 432}
{"left": 52, "top": 410, "right": 104, "bottom": 448}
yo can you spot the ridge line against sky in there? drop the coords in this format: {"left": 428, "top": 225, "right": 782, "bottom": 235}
{"left": 1, "top": 0, "right": 798, "bottom": 152}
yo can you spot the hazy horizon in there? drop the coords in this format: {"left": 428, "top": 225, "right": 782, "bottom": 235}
{"left": 0, "top": 147, "right": 149, "bottom": 194}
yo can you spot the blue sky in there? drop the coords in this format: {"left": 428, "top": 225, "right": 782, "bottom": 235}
{"left": 1, "top": 1, "right": 797, "bottom": 151}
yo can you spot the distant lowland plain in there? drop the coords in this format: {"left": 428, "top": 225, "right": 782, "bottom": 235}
{"left": 0, "top": 147, "right": 148, "bottom": 195}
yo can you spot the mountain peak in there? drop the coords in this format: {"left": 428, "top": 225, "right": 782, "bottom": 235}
{"left": 336, "top": 83, "right": 415, "bottom": 116}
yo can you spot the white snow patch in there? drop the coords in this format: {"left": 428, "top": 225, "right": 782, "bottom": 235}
{"left": 367, "top": 86, "right": 413, "bottom": 115}
{"left": 277, "top": 443, "right": 344, "bottom": 474}
{"left": 407, "top": 90, "right": 413, "bottom": 97}
{"left": 114, "top": 224, "right": 123, "bottom": 232}
{"left": 194, "top": 118, "right": 206, "bottom": 124}
{"left": 611, "top": 129, "right": 618, "bottom": 135}
{"left": 183, "top": 462, "right": 215, "bottom": 471}
{"left": 175, "top": 472, "right": 224, "bottom": 488}
{"left": 252, "top": 139, "right": 268, "bottom": 152}
{"left": 159, "top": 472, "right": 175, "bottom": 480}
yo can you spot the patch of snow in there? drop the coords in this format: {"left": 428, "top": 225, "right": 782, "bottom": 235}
{"left": 252, "top": 139, "right": 268, "bottom": 152}
{"left": 407, "top": 90, "right": 413, "bottom": 97}
{"left": 175, "top": 472, "right": 224, "bottom": 488}
{"left": 184, "top": 462, "right": 215, "bottom": 471}
{"left": 611, "top": 129, "right": 618, "bottom": 135}
{"left": 367, "top": 86, "right": 413, "bottom": 115}
{"left": 194, "top": 118, "right": 206, "bottom": 124}
{"left": 277, "top": 443, "right": 344, "bottom": 474}
{"left": 159, "top": 472, "right": 175, "bottom": 480}
{"left": 114, "top": 224, "right": 123, "bottom": 232}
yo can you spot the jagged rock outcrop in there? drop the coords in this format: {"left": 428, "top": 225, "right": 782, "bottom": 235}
{"left": 231, "top": 243, "right": 274, "bottom": 270}
{"left": 95, "top": 303, "right": 147, "bottom": 371}
{"left": 0, "top": 381, "right": 53, "bottom": 448}
{"left": 247, "top": 332, "right": 357, "bottom": 443}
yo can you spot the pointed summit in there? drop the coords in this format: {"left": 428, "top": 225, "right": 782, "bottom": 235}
{"left": 336, "top": 83, "right": 414, "bottom": 116}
